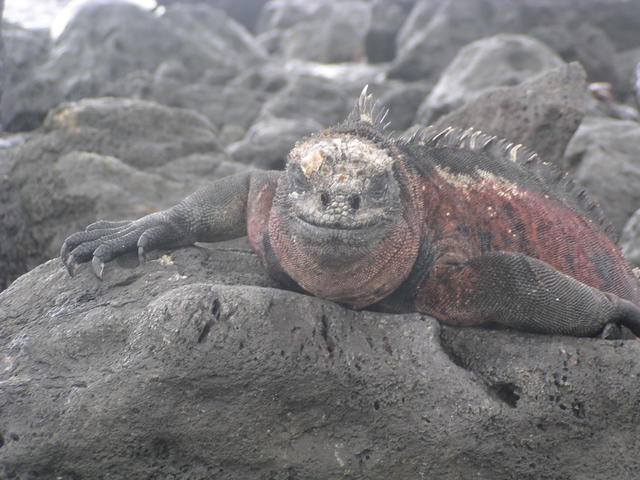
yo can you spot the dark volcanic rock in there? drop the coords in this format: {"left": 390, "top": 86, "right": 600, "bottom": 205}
{"left": 0, "top": 22, "right": 52, "bottom": 131}
{"left": 258, "top": 75, "right": 352, "bottom": 127}
{"left": 620, "top": 208, "right": 640, "bottom": 267}
{"left": 0, "top": 1, "right": 4, "bottom": 115}
{"left": 390, "top": 0, "right": 640, "bottom": 84}
{"left": 378, "top": 82, "right": 432, "bottom": 131}
{"left": 1, "top": 247, "right": 640, "bottom": 479}
{"left": 5, "top": 2, "right": 267, "bottom": 132}
{"left": 228, "top": 116, "right": 322, "bottom": 170}
{"left": 0, "top": 97, "right": 232, "bottom": 291}
{"left": 429, "top": 62, "right": 587, "bottom": 167}
{"left": 389, "top": 0, "right": 498, "bottom": 82}
{"left": 280, "top": 2, "right": 372, "bottom": 63}
{"left": 156, "top": 0, "right": 268, "bottom": 32}
{"left": 564, "top": 116, "right": 640, "bottom": 235}
{"left": 416, "top": 34, "right": 564, "bottom": 124}
{"left": 365, "top": 0, "right": 407, "bottom": 63}
{"left": 529, "top": 23, "right": 622, "bottom": 93}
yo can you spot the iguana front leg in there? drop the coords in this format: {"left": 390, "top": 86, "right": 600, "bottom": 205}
{"left": 60, "top": 170, "right": 280, "bottom": 278}
{"left": 416, "top": 251, "right": 640, "bottom": 337}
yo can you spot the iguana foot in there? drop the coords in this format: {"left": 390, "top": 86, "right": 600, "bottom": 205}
{"left": 604, "top": 293, "right": 640, "bottom": 337}
{"left": 60, "top": 213, "right": 186, "bottom": 279}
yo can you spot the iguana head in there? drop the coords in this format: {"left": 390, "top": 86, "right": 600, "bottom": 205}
{"left": 268, "top": 86, "right": 423, "bottom": 308}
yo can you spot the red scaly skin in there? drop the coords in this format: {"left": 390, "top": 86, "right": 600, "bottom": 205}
{"left": 412, "top": 166, "right": 640, "bottom": 325}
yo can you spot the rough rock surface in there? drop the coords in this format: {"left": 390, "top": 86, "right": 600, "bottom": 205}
{"left": 621, "top": 208, "right": 640, "bottom": 267}
{"left": 279, "top": 2, "right": 371, "bottom": 63}
{"left": 228, "top": 116, "right": 322, "bottom": 170}
{"left": 1, "top": 247, "right": 640, "bottom": 479}
{"left": 258, "top": 75, "right": 352, "bottom": 127}
{"left": 0, "top": 0, "right": 4, "bottom": 111}
{"left": 427, "top": 63, "right": 587, "bottom": 167}
{"left": 564, "top": 116, "right": 640, "bottom": 235}
{"left": 0, "top": 22, "right": 51, "bottom": 131}
{"left": 529, "top": 23, "right": 622, "bottom": 93}
{"left": 0, "top": 97, "right": 230, "bottom": 291}
{"left": 389, "top": 0, "right": 640, "bottom": 83}
{"left": 417, "top": 33, "right": 564, "bottom": 123}
{"left": 3, "top": 2, "right": 267, "bottom": 132}
{"left": 365, "top": 0, "right": 407, "bottom": 63}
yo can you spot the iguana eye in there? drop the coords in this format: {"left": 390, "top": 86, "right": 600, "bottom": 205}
{"left": 289, "top": 164, "right": 311, "bottom": 191}
{"left": 369, "top": 173, "right": 387, "bottom": 198}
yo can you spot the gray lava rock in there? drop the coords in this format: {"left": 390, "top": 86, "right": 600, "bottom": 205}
{"left": 378, "top": 82, "right": 432, "bottom": 131}
{"left": 416, "top": 34, "right": 564, "bottom": 124}
{"left": 151, "top": 82, "right": 265, "bottom": 135}
{"left": 620, "top": 208, "right": 640, "bottom": 267}
{"left": 228, "top": 116, "right": 322, "bottom": 170}
{"left": 1, "top": 247, "right": 640, "bottom": 479}
{"left": 0, "top": 97, "right": 230, "bottom": 290}
{"left": 258, "top": 75, "right": 352, "bottom": 127}
{"left": 389, "top": 0, "right": 503, "bottom": 82}
{"left": 6, "top": 2, "right": 266, "bottom": 132}
{"left": 156, "top": 0, "right": 267, "bottom": 32}
{"left": 564, "top": 116, "right": 640, "bottom": 235}
{"left": 0, "top": 22, "right": 52, "bottom": 131}
{"left": 615, "top": 46, "right": 640, "bottom": 104}
{"left": 256, "top": 0, "right": 325, "bottom": 34}
{"left": 0, "top": 1, "right": 4, "bottom": 111}
{"left": 279, "top": 2, "right": 372, "bottom": 63}
{"left": 529, "top": 23, "right": 622, "bottom": 92}
{"left": 365, "top": 0, "right": 408, "bottom": 63}
{"left": 389, "top": 0, "right": 640, "bottom": 84}
{"left": 42, "top": 98, "right": 223, "bottom": 169}
{"left": 430, "top": 62, "right": 587, "bottom": 167}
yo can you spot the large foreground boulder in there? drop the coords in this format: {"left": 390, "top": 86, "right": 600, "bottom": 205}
{"left": 1, "top": 247, "right": 639, "bottom": 479}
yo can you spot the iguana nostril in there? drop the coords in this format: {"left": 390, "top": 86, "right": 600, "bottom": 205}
{"left": 349, "top": 195, "right": 361, "bottom": 211}
{"left": 320, "top": 192, "right": 330, "bottom": 207}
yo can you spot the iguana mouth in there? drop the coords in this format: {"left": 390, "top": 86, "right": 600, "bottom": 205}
{"left": 295, "top": 214, "right": 377, "bottom": 232}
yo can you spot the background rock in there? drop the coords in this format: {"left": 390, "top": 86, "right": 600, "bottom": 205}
{"left": 157, "top": 0, "right": 268, "bottom": 32}
{"left": 417, "top": 34, "right": 564, "bottom": 123}
{"left": 389, "top": 0, "right": 640, "bottom": 85}
{"left": 228, "top": 116, "right": 322, "bottom": 170}
{"left": 563, "top": 116, "right": 640, "bottom": 235}
{"left": 258, "top": 75, "right": 351, "bottom": 127}
{"left": 0, "top": 97, "right": 227, "bottom": 291}
{"left": 378, "top": 82, "right": 432, "bottom": 131}
{"left": 2, "top": 2, "right": 267, "bottom": 132}
{"left": 429, "top": 63, "right": 587, "bottom": 167}
{"left": 365, "top": 0, "right": 408, "bottom": 63}
{"left": 620, "top": 208, "right": 640, "bottom": 267}
{"left": 0, "top": 0, "right": 4, "bottom": 114}
{"left": 529, "top": 23, "right": 622, "bottom": 94}
{"left": 279, "top": 2, "right": 371, "bottom": 63}
{"left": 0, "top": 22, "right": 51, "bottom": 131}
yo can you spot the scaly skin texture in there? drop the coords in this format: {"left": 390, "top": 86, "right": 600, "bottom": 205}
{"left": 61, "top": 87, "right": 640, "bottom": 337}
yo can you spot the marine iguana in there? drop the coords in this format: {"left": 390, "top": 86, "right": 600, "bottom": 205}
{"left": 61, "top": 86, "right": 640, "bottom": 337}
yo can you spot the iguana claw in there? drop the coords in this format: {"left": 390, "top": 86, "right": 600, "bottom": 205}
{"left": 92, "top": 256, "right": 104, "bottom": 280}
{"left": 138, "top": 246, "right": 146, "bottom": 265}
{"left": 65, "top": 255, "right": 76, "bottom": 277}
